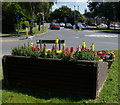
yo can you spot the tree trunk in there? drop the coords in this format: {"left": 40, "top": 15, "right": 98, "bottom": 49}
{"left": 30, "top": 27, "right": 33, "bottom": 33}
{"left": 107, "top": 19, "right": 110, "bottom": 29}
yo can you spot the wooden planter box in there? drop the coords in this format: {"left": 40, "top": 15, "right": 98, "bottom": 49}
{"left": 2, "top": 55, "right": 109, "bottom": 99}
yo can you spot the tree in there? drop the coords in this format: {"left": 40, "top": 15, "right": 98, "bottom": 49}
{"left": 51, "top": 6, "right": 86, "bottom": 24}
{"left": 2, "top": 2, "right": 54, "bottom": 33}
{"left": 86, "top": 1, "right": 120, "bottom": 29}
{"left": 2, "top": 2, "right": 24, "bottom": 33}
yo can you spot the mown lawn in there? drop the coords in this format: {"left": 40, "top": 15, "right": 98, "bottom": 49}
{"left": 85, "top": 27, "right": 120, "bottom": 34}
{"left": 1, "top": 50, "right": 119, "bottom": 103}
{"left": 0, "top": 27, "right": 47, "bottom": 37}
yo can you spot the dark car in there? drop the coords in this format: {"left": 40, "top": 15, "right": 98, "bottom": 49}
{"left": 65, "top": 23, "right": 73, "bottom": 28}
{"left": 75, "top": 23, "right": 85, "bottom": 30}
{"left": 50, "top": 23, "right": 60, "bottom": 30}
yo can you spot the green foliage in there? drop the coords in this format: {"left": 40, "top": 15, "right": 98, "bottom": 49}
{"left": 34, "top": 22, "right": 37, "bottom": 27}
{"left": 2, "top": 2, "right": 23, "bottom": 33}
{"left": 76, "top": 49, "right": 98, "bottom": 60}
{"left": 86, "top": 2, "right": 120, "bottom": 23}
{"left": 91, "top": 23, "right": 96, "bottom": 26}
{"left": 51, "top": 6, "right": 86, "bottom": 24}
{"left": 20, "top": 21, "right": 29, "bottom": 29}
{"left": 12, "top": 45, "right": 40, "bottom": 58}
{"left": 2, "top": 2, "right": 54, "bottom": 33}
{"left": 11, "top": 44, "right": 115, "bottom": 62}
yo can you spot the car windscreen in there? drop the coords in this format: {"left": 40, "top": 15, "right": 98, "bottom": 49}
{"left": 66, "top": 23, "right": 72, "bottom": 26}
{"left": 77, "top": 23, "right": 82, "bottom": 26}
{"left": 54, "top": 23, "right": 59, "bottom": 25}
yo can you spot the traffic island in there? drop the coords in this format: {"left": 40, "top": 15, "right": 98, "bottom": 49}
{"left": 2, "top": 41, "right": 115, "bottom": 99}
{"left": 2, "top": 55, "right": 109, "bottom": 99}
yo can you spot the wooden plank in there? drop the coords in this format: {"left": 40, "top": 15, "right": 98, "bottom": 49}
{"left": 36, "top": 40, "right": 65, "bottom": 44}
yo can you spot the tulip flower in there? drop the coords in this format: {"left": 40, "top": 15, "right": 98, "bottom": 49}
{"left": 70, "top": 47, "right": 74, "bottom": 52}
{"left": 62, "top": 43, "right": 66, "bottom": 47}
{"left": 30, "top": 43, "right": 34, "bottom": 47}
{"left": 82, "top": 41, "right": 86, "bottom": 48}
{"left": 31, "top": 47, "right": 35, "bottom": 51}
{"left": 76, "top": 45, "right": 81, "bottom": 52}
{"left": 46, "top": 49, "right": 52, "bottom": 52}
{"left": 64, "top": 54, "right": 67, "bottom": 56}
{"left": 43, "top": 44, "right": 46, "bottom": 51}
{"left": 21, "top": 45, "right": 24, "bottom": 49}
{"left": 44, "top": 44, "right": 46, "bottom": 47}
{"left": 91, "top": 43, "right": 95, "bottom": 51}
{"left": 52, "top": 45, "right": 55, "bottom": 49}
{"left": 65, "top": 48, "right": 69, "bottom": 51}
{"left": 56, "top": 50, "right": 62, "bottom": 54}
{"left": 62, "top": 43, "right": 66, "bottom": 51}
{"left": 55, "top": 38, "right": 59, "bottom": 44}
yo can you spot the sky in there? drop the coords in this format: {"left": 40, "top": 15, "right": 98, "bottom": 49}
{"left": 52, "top": 0, "right": 89, "bottom": 14}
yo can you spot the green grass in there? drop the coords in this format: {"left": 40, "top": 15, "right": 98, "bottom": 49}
{"left": 85, "top": 27, "right": 120, "bottom": 34}
{"left": 0, "top": 27, "right": 47, "bottom": 37}
{"left": 1, "top": 50, "right": 119, "bottom": 103}
{"left": 101, "top": 29, "right": 120, "bottom": 34}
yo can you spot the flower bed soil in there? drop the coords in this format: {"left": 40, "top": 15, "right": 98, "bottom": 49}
{"left": 2, "top": 55, "right": 108, "bottom": 99}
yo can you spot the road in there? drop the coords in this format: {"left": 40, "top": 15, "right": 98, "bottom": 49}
{"left": 0, "top": 27, "right": 118, "bottom": 65}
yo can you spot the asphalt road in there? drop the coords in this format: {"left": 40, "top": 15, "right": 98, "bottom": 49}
{"left": 0, "top": 27, "right": 118, "bottom": 66}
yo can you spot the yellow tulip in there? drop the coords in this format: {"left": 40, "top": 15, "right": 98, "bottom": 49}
{"left": 62, "top": 43, "right": 66, "bottom": 47}
{"left": 91, "top": 43, "right": 95, "bottom": 51}
{"left": 46, "top": 49, "right": 52, "bottom": 52}
{"left": 36, "top": 40, "right": 39, "bottom": 43}
{"left": 55, "top": 38, "right": 59, "bottom": 44}
{"left": 30, "top": 43, "right": 34, "bottom": 47}
{"left": 82, "top": 41, "right": 86, "bottom": 48}
{"left": 56, "top": 50, "right": 62, "bottom": 54}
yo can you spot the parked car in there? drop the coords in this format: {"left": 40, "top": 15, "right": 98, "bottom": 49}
{"left": 50, "top": 22, "right": 60, "bottom": 30}
{"left": 82, "top": 23, "right": 87, "bottom": 27}
{"left": 60, "top": 22, "right": 65, "bottom": 27}
{"left": 50, "top": 22, "right": 55, "bottom": 28}
{"left": 96, "top": 23, "right": 108, "bottom": 28}
{"left": 75, "top": 23, "right": 85, "bottom": 30}
{"left": 65, "top": 23, "right": 73, "bottom": 28}
{"left": 110, "top": 24, "right": 120, "bottom": 27}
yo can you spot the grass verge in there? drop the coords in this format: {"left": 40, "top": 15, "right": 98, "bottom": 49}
{"left": 0, "top": 27, "right": 47, "bottom": 37}
{"left": 85, "top": 27, "right": 120, "bottom": 34}
{"left": 1, "top": 50, "right": 119, "bottom": 103}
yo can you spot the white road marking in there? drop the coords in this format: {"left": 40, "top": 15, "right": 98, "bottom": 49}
{"left": 74, "top": 37, "right": 79, "bottom": 38}
{"left": 85, "top": 34, "right": 118, "bottom": 38}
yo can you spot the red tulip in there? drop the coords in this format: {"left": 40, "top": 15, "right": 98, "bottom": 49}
{"left": 52, "top": 45, "right": 55, "bottom": 49}
{"left": 76, "top": 45, "right": 81, "bottom": 52}
{"left": 21, "top": 45, "right": 24, "bottom": 49}
{"left": 67, "top": 51, "right": 70, "bottom": 55}
{"left": 65, "top": 48, "right": 69, "bottom": 51}
{"left": 36, "top": 45, "right": 39, "bottom": 48}
{"left": 64, "top": 54, "right": 67, "bottom": 56}
{"left": 44, "top": 44, "right": 46, "bottom": 47}
{"left": 70, "top": 47, "right": 74, "bottom": 52}
{"left": 31, "top": 47, "right": 35, "bottom": 51}
{"left": 20, "top": 49, "right": 22, "bottom": 51}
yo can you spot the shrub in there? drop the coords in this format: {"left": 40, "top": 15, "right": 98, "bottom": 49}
{"left": 91, "top": 23, "right": 97, "bottom": 26}
{"left": 20, "top": 21, "right": 29, "bottom": 29}
{"left": 34, "top": 22, "right": 37, "bottom": 27}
